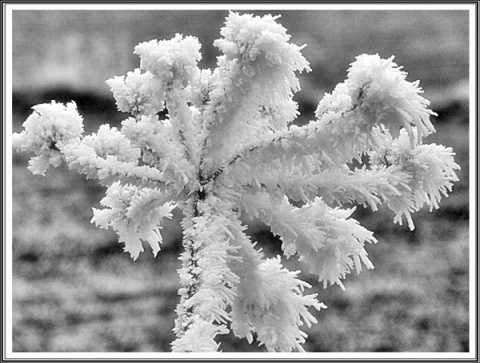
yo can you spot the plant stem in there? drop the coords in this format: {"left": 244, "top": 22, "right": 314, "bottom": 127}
{"left": 173, "top": 185, "right": 208, "bottom": 344}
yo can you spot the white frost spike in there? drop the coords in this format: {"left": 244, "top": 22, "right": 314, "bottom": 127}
{"left": 224, "top": 209, "right": 323, "bottom": 352}
{"left": 232, "top": 256, "right": 325, "bottom": 352}
{"left": 106, "top": 69, "right": 166, "bottom": 116}
{"left": 382, "top": 129, "right": 460, "bottom": 230}
{"left": 12, "top": 101, "right": 83, "bottom": 175}
{"left": 91, "top": 182, "right": 175, "bottom": 260}
{"left": 238, "top": 193, "right": 376, "bottom": 288}
{"left": 171, "top": 318, "right": 228, "bottom": 352}
{"left": 134, "top": 34, "right": 202, "bottom": 84}
{"left": 346, "top": 54, "right": 436, "bottom": 143}
{"left": 83, "top": 124, "right": 140, "bottom": 162}
{"left": 204, "top": 11, "right": 310, "bottom": 172}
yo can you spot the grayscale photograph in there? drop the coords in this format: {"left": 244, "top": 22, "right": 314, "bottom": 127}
{"left": 7, "top": 3, "right": 473, "bottom": 357}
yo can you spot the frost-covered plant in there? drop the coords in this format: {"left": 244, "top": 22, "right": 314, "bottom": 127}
{"left": 13, "top": 12, "right": 459, "bottom": 352}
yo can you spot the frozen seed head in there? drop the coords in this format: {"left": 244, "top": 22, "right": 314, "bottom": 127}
{"left": 134, "top": 34, "right": 202, "bottom": 85}
{"left": 12, "top": 101, "right": 84, "bottom": 175}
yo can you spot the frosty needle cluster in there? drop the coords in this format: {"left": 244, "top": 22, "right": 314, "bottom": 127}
{"left": 13, "top": 12, "right": 460, "bottom": 352}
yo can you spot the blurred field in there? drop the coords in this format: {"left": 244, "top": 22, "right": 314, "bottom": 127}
{"left": 11, "top": 9, "right": 471, "bottom": 353}
{"left": 13, "top": 10, "right": 468, "bottom": 96}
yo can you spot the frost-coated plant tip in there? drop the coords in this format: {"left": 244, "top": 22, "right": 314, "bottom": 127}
{"left": 13, "top": 12, "right": 460, "bottom": 352}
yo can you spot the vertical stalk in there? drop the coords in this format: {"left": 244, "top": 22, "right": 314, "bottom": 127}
{"left": 173, "top": 189, "right": 204, "bottom": 342}
{"left": 171, "top": 180, "right": 239, "bottom": 352}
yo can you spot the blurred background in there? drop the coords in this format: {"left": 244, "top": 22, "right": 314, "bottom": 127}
{"left": 11, "top": 9, "right": 470, "bottom": 353}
